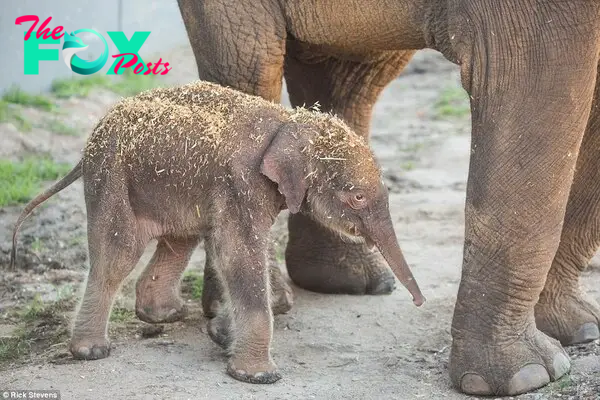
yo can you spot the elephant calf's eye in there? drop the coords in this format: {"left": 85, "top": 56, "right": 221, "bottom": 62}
{"left": 347, "top": 192, "right": 367, "bottom": 209}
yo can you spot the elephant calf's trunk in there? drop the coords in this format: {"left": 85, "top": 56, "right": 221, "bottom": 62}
{"left": 369, "top": 221, "right": 425, "bottom": 306}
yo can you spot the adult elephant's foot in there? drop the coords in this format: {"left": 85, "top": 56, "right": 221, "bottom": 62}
{"left": 535, "top": 283, "right": 600, "bottom": 345}
{"left": 285, "top": 213, "right": 396, "bottom": 294}
{"left": 450, "top": 324, "right": 571, "bottom": 396}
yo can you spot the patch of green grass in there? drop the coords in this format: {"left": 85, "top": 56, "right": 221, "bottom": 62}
{"left": 0, "top": 100, "right": 13, "bottom": 122}
{"left": 400, "top": 142, "right": 425, "bottom": 153}
{"left": 30, "top": 237, "right": 46, "bottom": 253}
{"left": 32, "top": 237, "right": 43, "bottom": 251}
{"left": 0, "top": 100, "right": 32, "bottom": 132}
{"left": 21, "top": 294, "right": 45, "bottom": 321}
{"left": 45, "top": 118, "right": 79, "bottom": 136}
{"left": 191, "top": 276, "right": 204, "bottom": 299}
{"left": 68, "top": 235, "right": 86, "bottom": 246}
{"left": 50, "top": 75, "right": 112, "bottom": 98}
{"left": 401, "top": 161, "right": 415, "bottom": 171}
{"left": 539, "top": 374, "right": 574, "bottom": 397}
{"left": 0, "top": 327, "right": 30, "bottom": 363}
{"left": 51, "top": 68, "right": 162, "bottom": 99}
{"left": 274, "top": 247, "right": 285, "bottom": 264}
{"left": 556, "top": 374, "right": 573, "bottom": 390}
{"left": 434, "top": 87, "right": 470, "bottom": 118}
{"left": 2, "top": 86, "right": 54, "bottom": 111}
{"left": 0, "top": 100, "right": 10, "bottom": 120}
{"left": 0, "top": 296, "right": 73, "bottom": 364}
{"left": 0, "top": 156, "right": 73, "bottom": 207}
{"left": 55, "top": 284, "right": 75, "bottom": 302}
{"left": 183, "top": 271, "right": 204, "bottom": 299}
{"left": 110, "top": 307, "right": 135, "bottom": 323}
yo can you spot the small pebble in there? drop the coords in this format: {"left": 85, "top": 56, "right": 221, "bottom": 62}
{"left": 139, "top": 324, "right": 164, "bottom": 338}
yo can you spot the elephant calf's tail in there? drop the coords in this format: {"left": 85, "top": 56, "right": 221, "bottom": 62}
{"left": 9, "top": 160, "right": 83, "bottom": 270}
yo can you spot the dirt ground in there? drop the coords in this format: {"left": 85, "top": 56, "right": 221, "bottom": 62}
{"left": 0, "top": 46, "right": 598, "bottom": 400}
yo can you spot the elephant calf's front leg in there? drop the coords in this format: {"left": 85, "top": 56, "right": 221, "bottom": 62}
{"left": 207, "top": 217, "right": 280, "bottom": 384}
{"left": 203, "top": 238, "right": 293, "bottom": 319}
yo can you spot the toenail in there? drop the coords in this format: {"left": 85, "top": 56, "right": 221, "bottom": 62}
{"left": 460, "top": 373, "right": 492, "bottom": 395}
{"left": 572, "top": 322, "right": 600, "bottom": 344}
{"left": 551, "top": 352, "right": 571, "bottom": 379}
{"left": 507, "top": 364, "right": 550, "bottom": 395}
{"left": 371, "top": 278, "right": 396, "bottom": 295}
{"left": 78, "top": 348, "right": 90, "bottom": 358}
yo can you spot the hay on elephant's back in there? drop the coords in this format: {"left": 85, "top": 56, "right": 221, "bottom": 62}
{"left": 84, "top": 79, "right": 379, "bottom": 186}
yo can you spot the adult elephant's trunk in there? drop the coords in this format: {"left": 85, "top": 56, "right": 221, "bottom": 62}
{"left": 365, "top": 217, "right": 425, "bottom": 306}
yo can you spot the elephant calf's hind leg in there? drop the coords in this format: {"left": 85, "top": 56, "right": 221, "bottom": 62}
{"left": 135, "top": 236, "right": 200, "bottom": 324}
{"left": 70, "top": 204, "right": 146, "bottom": 360}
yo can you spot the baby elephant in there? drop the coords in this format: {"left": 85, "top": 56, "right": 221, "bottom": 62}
{"left": 11, "top": 81, "right": 424, "bottom": 384}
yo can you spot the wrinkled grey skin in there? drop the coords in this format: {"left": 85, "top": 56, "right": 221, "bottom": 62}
{"left": 176, "top": 0, "right": 600, "bottom": 396}
{"left": 10, "top": 81, "right": 424, "bottom": 384}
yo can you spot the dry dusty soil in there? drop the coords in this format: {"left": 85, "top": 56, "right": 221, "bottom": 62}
{"left": 0, "top": 47, "right": 598, "bottom": 400}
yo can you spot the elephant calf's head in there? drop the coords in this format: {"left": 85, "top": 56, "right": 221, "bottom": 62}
{"left": 260, "top": 110, "right": 425, "bottom": 306}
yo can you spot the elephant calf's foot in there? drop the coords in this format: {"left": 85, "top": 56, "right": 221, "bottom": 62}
{"left": 207, "top": 313, "right": 233, "bottom": 349}
{"left": 535, "top": 288, "right": 600, "bottom": 345}
{"left": 135, "top": 295, "right": 188, "bottom": 324}
{"left": 269, "top": 264, "right": 294, "bottom": 315}
{"left": 286, "top": 214, "right": 395, "bottom": 294}
{"left": 227, "top": 358, "right": 281, "bottom": 384}
{"left": 69, "top": 337, "right": 111, "bottom": 360}
{"left": 450, "top": 325, "right": 570, "bottom": 396}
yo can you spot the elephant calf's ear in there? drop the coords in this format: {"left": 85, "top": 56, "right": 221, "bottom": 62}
{"left": 260, "top": 125, "right": 310, "bottom": 214}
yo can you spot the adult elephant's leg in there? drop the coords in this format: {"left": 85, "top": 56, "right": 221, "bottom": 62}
{"left": 283, "top": 46, "right": 415, "bottom": 294}
{"left": 177, "top": 0, "right": 292, "bottom": 313}
{"left": 447, "top": 3, "right": 600, "bottom": 396}
{"left": 535, "top": 65, "right": 600, "bottom": 345}
{"left": 177, "top": 0, "right": 286, "bottom": 101}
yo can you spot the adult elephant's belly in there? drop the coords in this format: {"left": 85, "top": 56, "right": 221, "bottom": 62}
{"left": 285, "top": 38, "right": 414, "bottom": 65}
{"left": 283, "top": 0, "right": 428, "bottom": 52}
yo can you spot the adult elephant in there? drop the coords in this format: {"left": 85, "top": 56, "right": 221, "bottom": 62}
{"left": 176, "top": 0, "right": 600, "bottom": 395}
